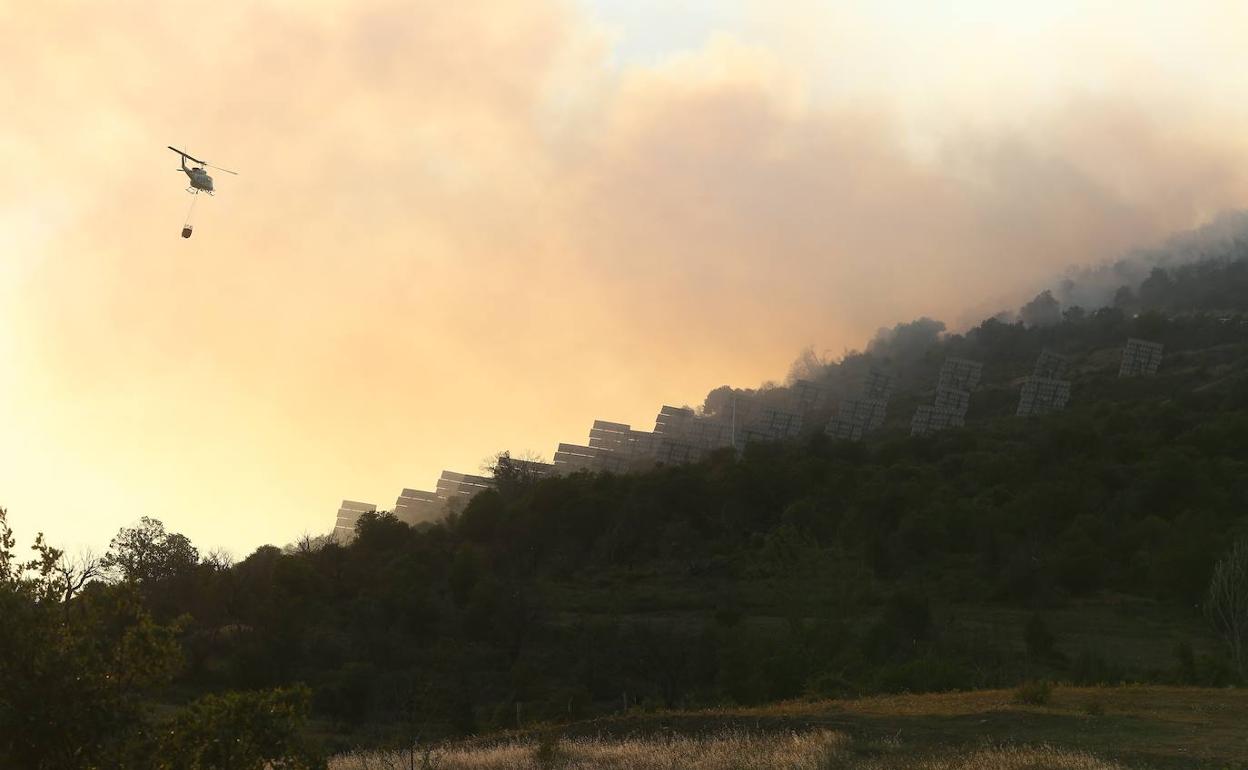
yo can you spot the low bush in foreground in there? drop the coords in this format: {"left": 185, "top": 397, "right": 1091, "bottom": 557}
{"left": 1013, "top": 680, "right": 1053, "bottom": 706}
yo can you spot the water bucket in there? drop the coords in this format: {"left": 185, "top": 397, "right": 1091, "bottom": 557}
{"left": 181, "top": 225, "right": 193, "bottom": 239}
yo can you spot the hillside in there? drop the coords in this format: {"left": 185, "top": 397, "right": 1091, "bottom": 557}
{"left": 131, "top": 253, "right": 1248, "bottom": 750}
{"left": 7, "top": 244, "right": 1248, "bottom": 764}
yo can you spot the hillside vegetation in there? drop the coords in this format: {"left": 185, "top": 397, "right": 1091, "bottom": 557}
{"left": 146, "top": 255, "right": 1248, "bottom": 739}
{"left": 6, "top": 239, "right": 1248, "bottom": 766}
{"left": 299, "top": 360, "right": 1242, "bottom": 735}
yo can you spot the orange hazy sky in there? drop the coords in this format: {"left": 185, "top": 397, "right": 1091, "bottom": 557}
{"left": 3, "top": 1, "right": 1248, "bottom": 556}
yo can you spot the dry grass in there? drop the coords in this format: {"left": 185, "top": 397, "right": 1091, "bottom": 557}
{"left": 850, "top": 745, "right": 1127, "bottom": 770}
{"left": 330, "top": 687, "right": 1248, "bottom": 769}
{"left": 730, "top": 684, "right": 1248, "bottom": 723}
{"left": 330, "top": 731, "right": 1129, "bottom": 770}
{"left": 332, "top": 730, "right": 843, "bottom": 769}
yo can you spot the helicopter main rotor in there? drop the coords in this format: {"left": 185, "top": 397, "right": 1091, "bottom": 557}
{"left": 167, "top": 145, "right": 238, "bottom": 175}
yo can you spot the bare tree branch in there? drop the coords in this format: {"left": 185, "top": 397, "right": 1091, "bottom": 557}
{"left": 1206, "top": 539, "right": 1248, "bottom": 678}
{"left": 205, "top": 547, "right": 234, "bottom": 571}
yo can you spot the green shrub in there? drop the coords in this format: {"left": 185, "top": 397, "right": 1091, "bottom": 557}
{"left": 157, "top": 686, "right": 325, "bottom": 769}
{"left": 874, "top": 656, "right": 976, "bottom": 694}
{"left": 1013, "top": 680, "right": 1052, "bottom": 706}
{"left": 804, "top": 671, "right": 853, "bottom": 700}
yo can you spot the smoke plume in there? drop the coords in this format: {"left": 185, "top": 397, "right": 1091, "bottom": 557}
{"left": 2, "top": 1, "right": 1247, "bottom": 552}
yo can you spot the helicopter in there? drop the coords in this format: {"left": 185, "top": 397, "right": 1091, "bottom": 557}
{"left": 168, "top": 146, "right": 237, "bottom": 238}
{"left": 169, "top": 146, "right": 236, "bottom": 195}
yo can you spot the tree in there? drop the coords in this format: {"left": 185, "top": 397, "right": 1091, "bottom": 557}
{"left": 1062, "top": 305, "right": 1086, "bottom": 323}
{"left": 0, "top": 509, "right": 182, "bottom": 769}
{"left": 1020, "top": 290, "right": 1062, "bottom": 328}
{"left": 488, "top": 450, "right": 551, "bottom": 498}
{"left": 1206, "top": 539, "right": 1248, "bottom": 678}
{"left": 786, "top": 346, "right": 831, "bottom": 384}
{"left": 101, "top": 516, "right": 199, "bottom": 586}
{"left": 867, "top": 318, "right": 946, "bottom": 361}
{"left": 1113, "top": 285, "right": 1137, "bottom": 310}
{"left": 1138, "top": 267, "right": 1175, "bottom": 310}
{"left": 1, "top": 509, "right": 326, "bottom": 768}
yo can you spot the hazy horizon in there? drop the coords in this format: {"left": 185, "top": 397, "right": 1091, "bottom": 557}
{"left": 4, "top": 0, "right": 1248, "bottom": 557}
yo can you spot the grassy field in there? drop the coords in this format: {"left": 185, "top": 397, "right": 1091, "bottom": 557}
{"left": 738, "top": 686, "right": 1248, "bottom": 767}
{"left": 333, "top": 686, "right": 1248, "bottom": 769}
{"left": 332, "top": 730, "right": 1131, "bottom": 770}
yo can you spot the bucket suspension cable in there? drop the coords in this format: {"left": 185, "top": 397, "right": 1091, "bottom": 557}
{"left": 184, "top": 193, "right": 199, "bottom": 226}
{"left": 182, "top": 193, "right": 199, "bottom": 238}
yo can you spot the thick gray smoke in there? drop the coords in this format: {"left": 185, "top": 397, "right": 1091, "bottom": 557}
{"left": 1052, "top": 209, "right": 1248, "bottom": 311}
{"left": 720, "top": 209, "right": 1248, "bottom": 415}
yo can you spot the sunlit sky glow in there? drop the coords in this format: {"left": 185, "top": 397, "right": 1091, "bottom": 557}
{"left": 2, "top": 1, "right": 1247, "bottom": 556}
